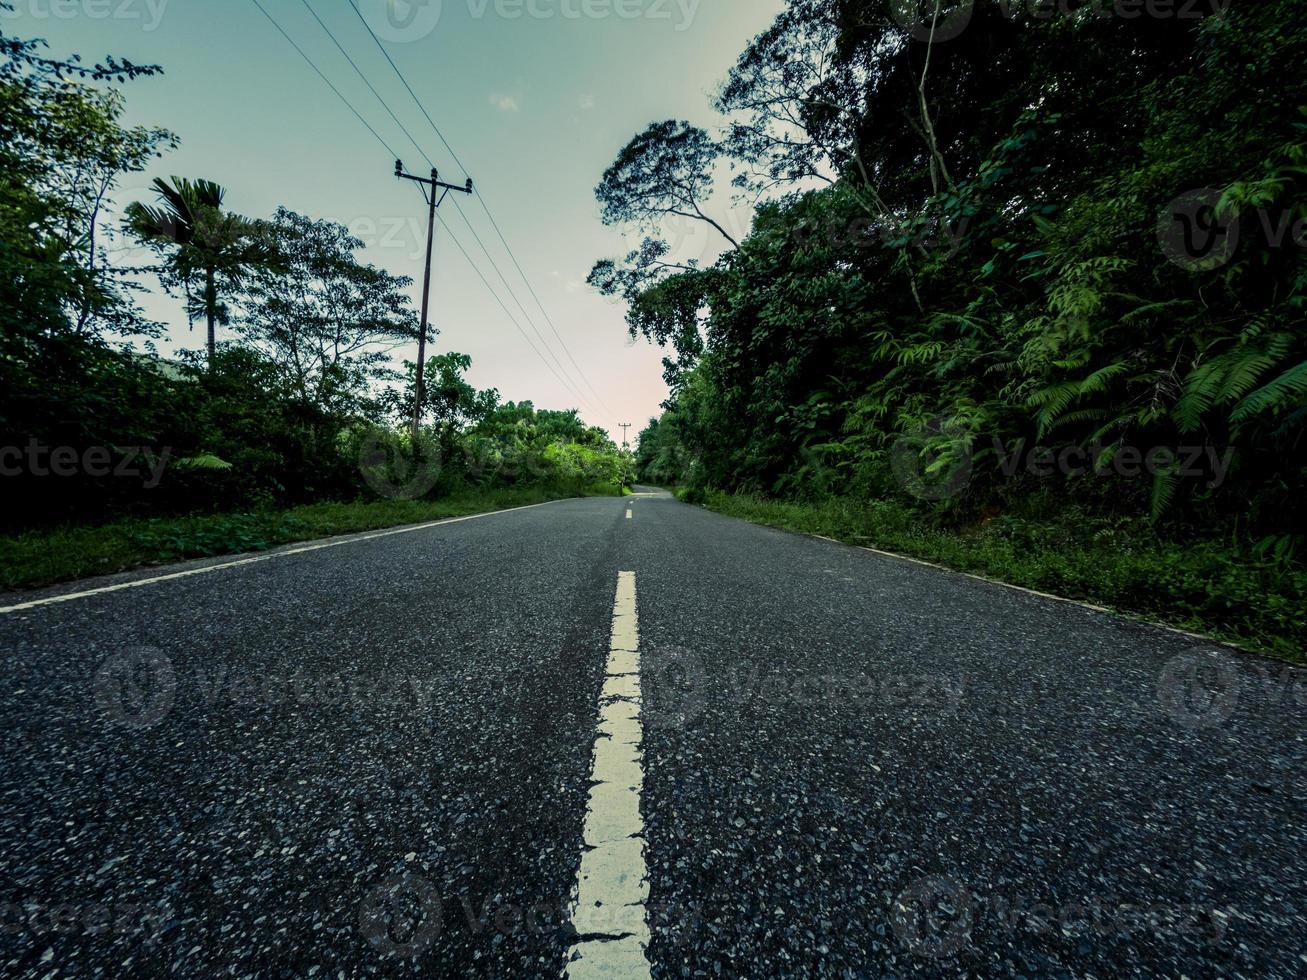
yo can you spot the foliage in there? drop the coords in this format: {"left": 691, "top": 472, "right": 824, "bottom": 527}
{"left": 0, "top": 485, "right": 621, "bottom": 592}
{"left": 126, "top": 177, "right": 274, "bottom": 366}
{"left": 0, "top": 18, "right": 626, "bottom": 550}
{"left": 602, "top": 0, "right": 1307, "bottom": 648}
{"left": 240, "top": 207, "right": 418, "bottom": 418}
{"left": 595, "top": 120, "right": 738, "bottom": 247}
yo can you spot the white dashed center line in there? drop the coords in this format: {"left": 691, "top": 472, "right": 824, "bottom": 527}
{"left": 566, "top": 571, "right": 651, "bottom": 978}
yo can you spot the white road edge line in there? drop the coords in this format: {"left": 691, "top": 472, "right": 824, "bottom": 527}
{"left": 837, "top": 539, "right": 1233, "bottom": 648}
{"left": 0, "top": 499, "right": 568, "bottom": 616}
{"left": 566, "top": 571, "right": 651, "bottom": 979}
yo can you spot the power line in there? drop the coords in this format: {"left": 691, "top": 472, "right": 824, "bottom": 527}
{"left": 247, "top": 0, "right": 591, "bottom": 409}
{"left": 341, "top": 0, "right": 597, "bottom": 410}
{"left": 465, "top": 195, "right": 612, "bottom": 412}
{"left": 446, "top": 200, "right": 593, "bottom": 409}
{"left": 436, "top": 210, "right": 590, "bottom": 404}
{"left": 248, "top": 0, "right": 400, "bottom": 162}
{"left": 295, "top": 0, "right": 434, "bottom": 171}
{"left": 343, "top": 0, "right": 467, "bottom": 177}
{"left": 338, "top": 0, "right": 598, "bottom": 409}
{"left": 343, "top": 0, "right": 612, "bottom": 416}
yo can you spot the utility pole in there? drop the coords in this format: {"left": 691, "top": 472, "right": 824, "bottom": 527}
{"left": 395, "top": 160, "right": 473, "bottom": 442}
{"left": 619, "top": 423, "right": 632, "bottom": 450}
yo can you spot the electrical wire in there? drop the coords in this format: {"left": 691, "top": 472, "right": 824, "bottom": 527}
{"left": 463, "top": 195, "right": 612, "bottom": 412}
{"left": 447, "top": 200, "right": 591, "bottom": 407}
{"left": 249, "top": 0, "right": 401, "bottom": 162}
{"left": 343, "top": 0, "right": 613, "bottom": 415}
{"left": 295, "top": 0, "right": 435, "bottom": 171}
{"left": 248, "top": 0, "right": 590, "bottom": 407}
{"left": 435, "top": 210, "right": 592, "bottom": 403}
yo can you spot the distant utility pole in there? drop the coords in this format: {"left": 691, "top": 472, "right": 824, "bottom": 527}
{"left": 619, "top": 423, "right": 632, "bottom": 450}
{"left": 395, "top": 160, "right": 474, "bottom": 442}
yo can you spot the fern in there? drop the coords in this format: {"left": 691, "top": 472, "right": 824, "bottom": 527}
{"left": 173, "top": 454, "right": 234, "bottom": 471}
{"left": 1232, "top": 360, "right": 1307, "bottom": 422}
{"left": 1215, "top": 352, "right": 1278, "bottom": 404}
{"left": 896, "top": 341, "right": 945, "bottom": 365}
{"left": 1043, "top": 407, "right": 1107, "bottom": 433}
{"left": 1150, "top": 470, "right": 1178, "bottom": 522}
{"left": 1175, "top": 343, "right": 1283, "bottom": 431}
{"left": 1078, "top": 362, "right": 1129, "bottom": 395}
{"left": 1028, "top": 381, "right": 1080, "bottom": 437}
{"left": 1027, "top": 363, "right": 1129, "bottom": 438}
{"left": 1174, "top": 360, "right": 1222, "bottom": 432}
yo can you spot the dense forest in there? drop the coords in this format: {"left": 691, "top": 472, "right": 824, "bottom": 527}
{"left": 0, "top": 10, "right": 628, "bottom": 541}
{"left": 596, "top": 0, "right": 1306, "bottom": 652}
{"left": 3, "top": 2, "right": 1303, "bottom": 650}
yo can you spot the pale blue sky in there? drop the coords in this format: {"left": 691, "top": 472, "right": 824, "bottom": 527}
{"left": 8, "top": 0, "right": 783, "bottom": 437}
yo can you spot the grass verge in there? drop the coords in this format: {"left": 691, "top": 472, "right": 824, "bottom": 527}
{"left": 688, "top": 489, "right": 1305, "bottom": 661}
{"left": 0, "top": 484, "right": 619, "bottom": 592}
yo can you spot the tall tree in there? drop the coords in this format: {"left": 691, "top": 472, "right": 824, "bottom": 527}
{"left": 126, "top": 177, "right": 271, "bottom": 368}
{"left": 589, "top": 121, "right": 739, "bottom": 385}
{"left": 41, "top": 88, "right": 175, "bottom": 334}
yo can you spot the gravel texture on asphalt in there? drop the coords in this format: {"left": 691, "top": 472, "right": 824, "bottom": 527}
{"left": 1, "top": 491, "right": 1303, "bottom": 977}
{"left": 1, "top": 500, "right": 624, "bottom": 977}
{"left": 629, "top": 489, "right": 1306, "bottom": 978}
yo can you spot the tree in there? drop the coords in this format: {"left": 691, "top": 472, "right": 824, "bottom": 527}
{"left": 126, "top": 177, "right": 272, "bottom": 368}
{"left": 1, "top": 11, "right": 165, "bottom": 343}
{"left": 240, "top": 208, "right": 419, "bottom": 418}
{"left": 590, "top": 121, "right": 740, "bottom": 381}
{"left": 43, "top": 87, "right": 175, "bottom": 334}
{"left": 596, "top": 119, "right": 738, "bottom": 248}
{"left": 383, "top": 351, "right": 498, "bottom": 460}
{"left": 635, "top": 413, "right": 697, "bottom": 486}
{"left": 618, "top": 0, "right": 1307, "bottom": 534}
{"left": 421, "top": 352, "right": 498, "bottom": 433}
{"left": 715, "top": 0, "right": 850, "bottom": 195}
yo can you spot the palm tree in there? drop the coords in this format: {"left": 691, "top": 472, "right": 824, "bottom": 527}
{"left": 126, "top": 177, "right": 270, "bottom": 368}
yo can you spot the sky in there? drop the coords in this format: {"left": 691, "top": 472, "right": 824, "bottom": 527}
{"left": 5, "top": 0, "right": 784, "bottom": 441}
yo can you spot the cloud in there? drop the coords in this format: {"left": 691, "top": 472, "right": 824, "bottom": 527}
{"left": 578, "top": 94, "right": 596, "bottom": 110}
{"left": 490, "top": 94, "right": 520, "bottom": 113}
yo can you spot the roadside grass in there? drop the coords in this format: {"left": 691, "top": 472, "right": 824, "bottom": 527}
{"left": 686, "top": 489, "right": 1306, "bottom": 662}
{"left": 0, "top": 484, "right": 620, "bottom": 592}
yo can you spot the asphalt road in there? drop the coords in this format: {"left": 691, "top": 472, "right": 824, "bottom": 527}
{"left": 0, "top": 488, "right": 1303, "bottom": 977}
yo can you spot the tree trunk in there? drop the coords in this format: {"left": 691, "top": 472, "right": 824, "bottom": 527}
{"left": 205, "top": 266, "right": 217, "bottom": 370}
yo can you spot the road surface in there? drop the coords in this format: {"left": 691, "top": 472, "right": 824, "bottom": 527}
{"left": 1, "top": 488, "right": 1303, "bottom": 977}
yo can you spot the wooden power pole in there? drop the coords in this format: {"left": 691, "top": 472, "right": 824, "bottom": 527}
{"left": 395, "top": 160, "right": 473, "bottom": 442}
